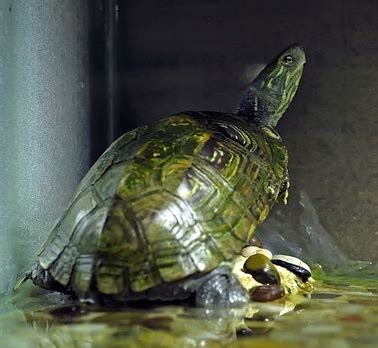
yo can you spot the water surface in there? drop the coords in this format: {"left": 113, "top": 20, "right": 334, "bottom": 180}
{"left": 1, "top": 271, "right": 377, "bottom": 348}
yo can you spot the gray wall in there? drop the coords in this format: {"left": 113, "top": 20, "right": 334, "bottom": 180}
{"left": 0, "top": 0, "right": 90, "bottom": 293}
{"left": 116, "top": 0, "right": 378, "bottom": 261}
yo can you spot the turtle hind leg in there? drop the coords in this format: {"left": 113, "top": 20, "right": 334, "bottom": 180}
{"left": 195, "top": 267, "right": 249, "bottom": 307}
{"left": 20, "top": 263, "right": 66, "bottom": 293}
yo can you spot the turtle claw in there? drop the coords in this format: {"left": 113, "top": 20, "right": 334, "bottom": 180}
{"left": 14, "top": 271, "right": 31, "bottom": 290}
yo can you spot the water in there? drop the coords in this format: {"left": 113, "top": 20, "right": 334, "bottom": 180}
{"left": 0, "top": 271, "right": 376, "bottom": 348}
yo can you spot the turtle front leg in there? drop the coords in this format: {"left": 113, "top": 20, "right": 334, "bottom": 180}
{"left": 195, "top": 266, "right": 249, "bottom": 307}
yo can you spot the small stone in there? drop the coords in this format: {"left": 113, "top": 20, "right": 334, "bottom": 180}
{"left": 271, "top": 255, "right": 311, "bottom": 282}
{"left": 240, "top": 246, "right": 272, "bottom": 259}
{"left": 243, "top": 254, "right": 280, "bottom": 285}
{"left": 232, "top": 255, "right": 260, "bottom": 291}
{"left": 250, "top": 284, "right": 285, "bottom": 302}
{"left": 247, "top": 235, "right": 263, "bottom": 248}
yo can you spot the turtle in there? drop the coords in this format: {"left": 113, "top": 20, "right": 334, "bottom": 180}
{"left": 23, "top": 45, "right": 305, "bottom": 306}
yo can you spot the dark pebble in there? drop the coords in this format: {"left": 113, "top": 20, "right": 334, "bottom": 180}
{"left": 243, "top": 254, "right": 281, "bottom": 285}
{"left": 271, "top": 259, "right": 311, "bottom": 282}
{"left": 250, "top": 284, "right": 285, "bottom": 302}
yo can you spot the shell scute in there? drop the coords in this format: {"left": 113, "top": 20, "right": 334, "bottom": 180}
{"left": 94, "top": 162, "right": 129, "bottom": 200}
{"left": 96, "top": 264, "right": 124, "bottom": 295}
{"left": 99, "top": 199, "right": 140, "bottom": 259}
{"left": 155, "top": 253, "right": 197, "bottom": 282}
{"left": 71, "top": 204, "right": 110, "bottom": 254}
{"left": 38, "top": 187, "right": 100, "bottom": 268}
{"left": 217, "top": 196, "right": 245, "bottom": 229}
{"left": 71, "top": 256, "right": 94, "bottom": 293}
{"left": 188, "top": 240, "right": 223, "bottom": 273}
{"left": 176, "top": 166, "right": 221, "bottom": 216}
{"left": 49, "top": 244, "right": 80, "bottom": 285}
{"left": 129, "top": 265, "right": 160, "bottom": 292}
{"left": 76, "top": 151, "right": 115, "bottom": 195}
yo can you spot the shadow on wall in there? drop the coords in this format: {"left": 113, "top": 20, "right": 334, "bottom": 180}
{"left": 257, "top": 189, "right": 377, "bottom": 274}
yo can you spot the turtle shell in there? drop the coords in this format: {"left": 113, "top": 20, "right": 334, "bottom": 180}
{"left": 37, "top": 111, "right": 288, "bottom": 298}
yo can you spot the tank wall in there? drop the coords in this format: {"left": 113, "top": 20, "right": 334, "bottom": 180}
{"left": 0, "top": 0, "right": 90, "bottom": 293}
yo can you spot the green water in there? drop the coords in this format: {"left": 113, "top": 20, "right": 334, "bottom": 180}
{"left": 0, "top": 272, "right": 377, "bottom": 348}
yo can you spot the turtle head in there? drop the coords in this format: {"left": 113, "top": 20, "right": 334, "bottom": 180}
{"left": 237, "top": 45, "right": 306, "bottom": 128}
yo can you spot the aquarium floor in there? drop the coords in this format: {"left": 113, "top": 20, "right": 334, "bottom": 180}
{"left": 0, "top": 275, "right": 377, "bottom": 348}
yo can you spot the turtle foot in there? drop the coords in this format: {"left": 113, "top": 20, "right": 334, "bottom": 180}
{"left": 195, "top": 268, "right": 249, "bottom": 307}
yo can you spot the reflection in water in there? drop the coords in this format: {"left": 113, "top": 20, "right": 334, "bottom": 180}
{"left": 0, "top": 276, "right": 377, "bottom": 348}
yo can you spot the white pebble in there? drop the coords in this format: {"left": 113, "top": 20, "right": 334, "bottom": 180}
{"left": 240, "top": 246, "right": 272, "bottom": 259}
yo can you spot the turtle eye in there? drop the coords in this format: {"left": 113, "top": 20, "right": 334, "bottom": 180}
{"left": 283, "top": 55, "right": 294, "bottom": 65}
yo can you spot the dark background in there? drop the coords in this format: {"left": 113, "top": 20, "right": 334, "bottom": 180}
{"left": 90, "top": 0, "right": 378, "bottom": 262}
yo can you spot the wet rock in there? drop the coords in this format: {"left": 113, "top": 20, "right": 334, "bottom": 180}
{"left": 243, "top": 254, "right": 280, "bottom": 285}
{"left": 271, "top": 255, "right": 311, "bottom": 282}
{"left": 250, "top": 284, "right": 285, "bottom": 302}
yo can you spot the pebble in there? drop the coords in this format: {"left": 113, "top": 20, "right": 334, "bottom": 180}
{"left": 250, "top": 284, "right": 285, "bottom": 302}
{"left": 271, "top": 255, "right": 311, "bottom": 282}
{"left": 241, "top": 246, "right": 273, "bottom": 259}
{"left": 247, "top": 235, "right": 263, "bottom": 248}
{"left": 243, "top": 254, "right": 280, "bottom": 285}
